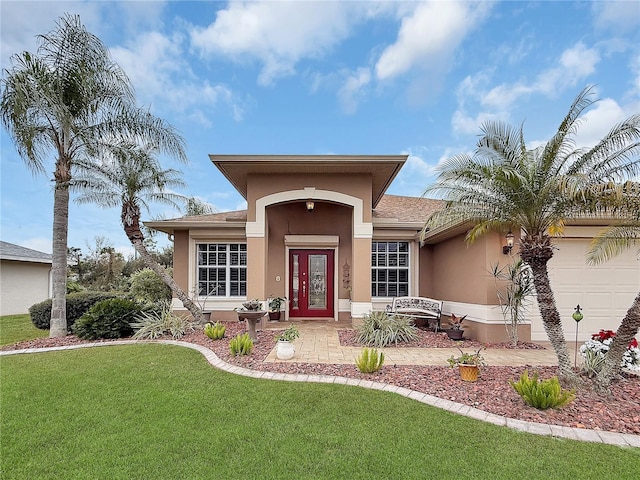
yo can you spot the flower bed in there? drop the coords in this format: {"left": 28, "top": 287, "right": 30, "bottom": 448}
{"left": 579, "top": 329, "right": 640, "bottom": 372}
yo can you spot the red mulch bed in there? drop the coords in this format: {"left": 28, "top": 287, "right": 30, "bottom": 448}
{"left": 3, "top": 323, "right": 639, "bottom": 436}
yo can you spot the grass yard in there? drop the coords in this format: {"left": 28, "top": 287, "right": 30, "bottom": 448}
{"left": 0, "top": 314, "right": 47, "bottom": 346}
{"left": 1, "top": 344, "right": 638, "bottom": 480}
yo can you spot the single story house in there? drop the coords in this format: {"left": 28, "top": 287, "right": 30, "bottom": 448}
{"left": 0, "top": 241, "right": 52, "bottom": 315}
{"left": 147, "top": 155, "right": 639, "bottom": 343}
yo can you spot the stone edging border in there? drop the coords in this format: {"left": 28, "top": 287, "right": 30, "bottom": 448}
{"left": 2, "top": 339, "right": 638, "bottom": 448}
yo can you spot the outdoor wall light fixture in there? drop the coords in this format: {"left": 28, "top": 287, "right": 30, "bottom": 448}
{"left": 502, "top": 231, "right": 515, "bottom": 255}
{"left": 306, "top": 201, "right": 315, "bottom": 212}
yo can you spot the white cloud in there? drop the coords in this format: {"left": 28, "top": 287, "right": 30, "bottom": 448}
{"left": 592, "top": 1, "right": 640, "bottom": 33}
{"left": 375, "top": 1, "right": 492, "bottom": 81}
{"left": 337, "top": 67, "right": 371, "bottom": 114}
{"left": 451, "top": 109, "right": 504, "bottom": 135}
{"left": 21, "top": 237, "right": 53, "bottom": 255}
{"left": 534, "top": 42, "right": 600, "bottom": 95}
{"left": 573, "top": 98, "right": 628, "bottom": 149}
{"left": 0, "top": 2, "right": 102, "bottom": 69}
{"left": 453, "top": 42, "right": 602, "bottom": 134}
{"left": 111, "top": 31, "right": 243, "bottom": 126}
{"left": 481, "top": 83, "right": 532, "bottom": 111}
{"left": 190, "top": 1, "right": 357, "bottom": 86}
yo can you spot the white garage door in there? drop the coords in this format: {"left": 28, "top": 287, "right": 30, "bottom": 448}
{"left": 530, "top": 237, "right": 639, "bottom": 342}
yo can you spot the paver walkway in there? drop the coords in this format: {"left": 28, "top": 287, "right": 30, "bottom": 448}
{"left": 2, "top": 322, "right": 638, "bottom": 448}
{"left": 262, "top": 321, "right": 560, "bottom": 366}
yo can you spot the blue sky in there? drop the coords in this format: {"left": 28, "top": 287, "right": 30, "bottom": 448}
{"left": 1, "top": 1, "right": 639, "bottom": 256}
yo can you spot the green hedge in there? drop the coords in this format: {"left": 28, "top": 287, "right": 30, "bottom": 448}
{"left": 29, "top": 292, "right": 119, "bottom": 331}
{"left": 72, "top": 298, "right": 143, "bottom": 340}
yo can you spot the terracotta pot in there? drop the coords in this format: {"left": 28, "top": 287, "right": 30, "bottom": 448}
{"left": 269, "top": 311, "right": 281, "bottom": 321}
{"left": 276, "top": 340, "right": 295, "bottom": 360}
{"left": 458, "top": 364, "right": 479, "bottom": 382}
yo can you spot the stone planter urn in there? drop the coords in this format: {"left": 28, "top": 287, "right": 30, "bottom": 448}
{"left": 276, "top": 340, "right": 295, "bottom": 360}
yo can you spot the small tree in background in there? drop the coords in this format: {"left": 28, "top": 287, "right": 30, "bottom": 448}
{"left": 130, "top": 267, "right": 172, "bottom": 303}
{"left": 491, "top": 259, "right": 535, "bottom": 347}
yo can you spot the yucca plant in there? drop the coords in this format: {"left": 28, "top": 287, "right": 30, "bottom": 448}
{"left": 204, "top": 321, "right": 226, "bottom": 340}
{"left": 355, "top": 311, "right": 418, "bottom": 347}
{"left": 229, "top": 333, "right": 253, "bottom": 356}
{"left": 355, "top": 347, "right": 385, "bottom": 373}
{"left": 131, "top": 303, "right": 195, "bottom": 340}
{"left": 509, "top": 370, "right": 576, "bottom": 410}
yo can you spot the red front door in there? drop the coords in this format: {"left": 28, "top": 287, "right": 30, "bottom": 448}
{"left": 289, "top": 249, "right": 334, "bottom": 318}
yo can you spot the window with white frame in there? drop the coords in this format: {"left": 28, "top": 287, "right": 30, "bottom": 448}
{"left": 371, "top": 241, "right": 409, "bottom": 297}
{"left": 197, "top": 243, "right": 247, "bottom": 296}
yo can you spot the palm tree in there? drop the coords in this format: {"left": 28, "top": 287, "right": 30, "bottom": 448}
{"left": 422, "top": 86, "right": 640, "bottom": 384}
{"left": 1, "top": 14, "right": 186, "bottom": 336}
{"left": 184, "top": 197, "right": 217, "bottom": 216}
{"left": 73, "top": 142, "right": 204, "bottom": 322}
{"left": 585, "top": 181, "right": 640, "bottom": 389}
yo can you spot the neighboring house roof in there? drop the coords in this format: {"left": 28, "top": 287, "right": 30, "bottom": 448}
{"left": 0, "top": 241, "right": 52, "bottom": 264}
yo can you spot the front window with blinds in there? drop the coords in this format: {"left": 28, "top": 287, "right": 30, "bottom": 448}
{"left": 371, "top": 241, "right": 409, "bottom": 297}
{"left": 197, "top": 243, "right": 247, "bottom": 297}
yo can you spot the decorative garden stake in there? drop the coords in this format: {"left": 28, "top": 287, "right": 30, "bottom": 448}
{"left": 572, "top": 305, "right": 583, "bottom": 367}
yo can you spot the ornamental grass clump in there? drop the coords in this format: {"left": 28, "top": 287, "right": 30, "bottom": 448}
{"left": 229, "top": 333, "right": 253, "bottom": 356}
{"left": 355, "top": 347, "right": 385, "bottom": 373}
{"left": 355, "top": 311, "right": 418, "bottom": 347}
{"left": 509, "top": 370, "right": 575, "bottom": 410}
{"left": 204, "top": 321, "right": 226, "bottom": 340}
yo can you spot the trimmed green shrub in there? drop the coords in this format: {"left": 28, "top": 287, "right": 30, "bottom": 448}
{"left": 229, "top": 333, "right": 253, "bottom": 356}
{"left": 509, "top": 370, "right": 576, "bottom": 410}
{"left": 129, "top": 268, "right": 172, "bottom": 303}
{"left": 355, "top": 347, "right": 385, "bottom": 373}
{"left": 29, "top": 292, "right": 118, "bottom": 331}
{"left": 72, "top": 298, "right": 142, "bottom": 340}
{"left": 131, "top": 303, "right": 195, "bottom": 340}
{"left": 204, "top": 321, "right": 226, "bottom": 340}
{"left": 355, "top": 311, "right": 418, "bottom": 347}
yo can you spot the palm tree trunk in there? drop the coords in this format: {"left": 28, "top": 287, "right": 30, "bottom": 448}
{"left": 122, "top": 207, "right": 204, "bottom": 323}
{"left": 49, "top": 177, "right": 69, "bottom": 337}
{"left": 521, "top": 240, "right": 578, "bottom": 385}
{"left": 131, "top": 238, "right": 204, "bottom": 323}
{"left": 595, "top": 291, "right": 640, "bottom": 391}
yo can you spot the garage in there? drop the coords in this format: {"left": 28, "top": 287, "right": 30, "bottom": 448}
{"left": 529, "top": 227, "right": 640, "bottom": 342}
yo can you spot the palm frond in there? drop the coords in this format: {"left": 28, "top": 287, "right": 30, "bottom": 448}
{"left": 586, "top": 225, "right": 640, "bottom": 265}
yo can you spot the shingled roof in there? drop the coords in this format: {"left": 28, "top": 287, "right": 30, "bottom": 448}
{"left": 373, "top": 195, "right": 444, "bottom": 223}
{"left": 147, "top": 194, "right": 443, "bottom": 231}
{"left": 0, "top": 241, "right": 52, "bottom": 263}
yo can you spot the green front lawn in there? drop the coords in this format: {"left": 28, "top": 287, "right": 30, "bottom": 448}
{"left": 1, "top": 344, "right": 637, "bottom": 480}
{"left": 0, "top": 314, "right": 47, "bottom": 346}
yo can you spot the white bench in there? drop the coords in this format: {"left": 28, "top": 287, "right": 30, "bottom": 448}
{"left": 386, "top": 296, "right": 443, "bottom": 331}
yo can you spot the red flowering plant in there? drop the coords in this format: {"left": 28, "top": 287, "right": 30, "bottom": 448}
{"left": 580, "top": 329, "right": 640, "bottom": 374}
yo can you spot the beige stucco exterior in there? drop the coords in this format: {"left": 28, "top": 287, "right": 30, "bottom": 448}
{"left": 146, "top": 154, "right": 639, "bottom": 344}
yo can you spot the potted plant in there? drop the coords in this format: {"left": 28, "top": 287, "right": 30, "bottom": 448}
{"left": 445, "top": 314, "right": 467, "bottom": 340}
{"left": 274, "top": 324, "right": 300, "bottom": 360}
{"left": 268, "top": 296, "right": 286, "bottom": 321}
{"left": 447, "top": 346, "right": 487, "bottom": 382}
